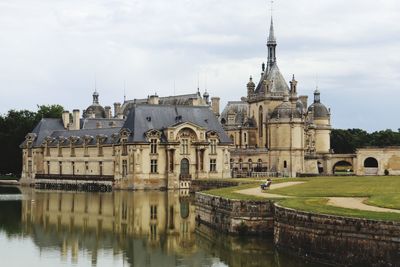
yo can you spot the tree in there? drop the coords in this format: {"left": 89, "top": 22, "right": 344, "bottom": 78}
{"left": 0, "top": 105, "right": 64, "bottom": 176}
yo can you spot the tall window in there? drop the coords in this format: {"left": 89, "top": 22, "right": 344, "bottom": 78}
{"left": 200, "top": 151, "right": 204, "bottom": 171}
{"left": 47, "top": 161, "right": 50, "bottom": 174}
{"left": 244, "top": 133, "right": 247, "bottom": 143}
{"left": 99, "top": 161, "right": 103, "bottom": 176}
{"left": 259, "top": 106, "right": 263, "bottom": 138}
{"left": 210, "top": 139, "right": 217, "bottom": 155}
{"left": 181, "top": 139, "right": 189, "bottom": 154}
{"left": 150, "top": 139, "right": 157, "bottom": 154}
{"left": 284, "top": 160, "right": 287, "bottom": 169}
{"left": 122, "top": 140, "right": 128, "bottom": 156}
{"left": 59, "top": 161, "right": 62, "bottom": 175}
{"left": 45, "top": 145, "right": 50, "bottom": 156}
{"left": 169, "top": 151, "right": 174, "bottom": 172}
{"left": 150, "top": 205, "right": 158, "bottom": 220}
{"left": 122, "top": 160, "right": 128, "bottom": 177}
{"left": 210, "top": 159, "right": 217, "bottom": 172}
{"left": 151, "top": 159, "right": 158, "bottom": 174}
{"left": 28, "top": 160, "right": 32, "bottom": 175}
{"left": 98, "top": 144, "right": 103, "bottom": 156}
{"left": 72, "top": 161, "right": 75, "bottom": 175}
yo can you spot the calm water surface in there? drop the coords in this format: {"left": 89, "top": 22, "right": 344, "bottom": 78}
{"left": 0, "top": 186, "right": 326, "bottom": 267}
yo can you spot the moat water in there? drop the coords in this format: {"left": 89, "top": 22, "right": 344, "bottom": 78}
{"left": 0, "top": 186, "right": 326, "bottom": 267}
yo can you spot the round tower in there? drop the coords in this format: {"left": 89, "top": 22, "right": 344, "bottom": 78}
{"left": 307, "top": 89, "right": 331, "bottom": 154}
{"left": 268, "top": 91, "right": 305, "bottom": 177}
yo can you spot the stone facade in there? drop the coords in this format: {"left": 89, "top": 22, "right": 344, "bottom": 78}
{"left": 221, "top": 18, "right": 332, "bottom": 177}
{"left": 20, "top": 93, "right": 231, "bottom": 190}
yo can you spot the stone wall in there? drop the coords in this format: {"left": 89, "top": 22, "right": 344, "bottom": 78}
{"left": 195, "top": 192, "right": 274, "bottom": 234}
{"left": 274, "top": 204, "right": 400, "bottom": 266}
{"left": 190, "top": 180, "right": 239, "bottom": 193}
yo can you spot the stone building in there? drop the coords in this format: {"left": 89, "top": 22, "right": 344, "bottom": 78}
{"left": 20, "top": 92, "right": 231, "bottom": 189}
{"left": 221, "top": 18, "right": 332, "bottom": 177}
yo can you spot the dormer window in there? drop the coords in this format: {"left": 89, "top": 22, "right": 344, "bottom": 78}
{"left": 122, "top": 139, "right": 128, "bottom": 156}
{"left": 150, "top": 139, "right": 158, "bottom": 154}
{"left": 181, "top": 139, "right": 189, "bottom": 155}
{"left": 209, "top": 139, "right": 217, "bottom": 155}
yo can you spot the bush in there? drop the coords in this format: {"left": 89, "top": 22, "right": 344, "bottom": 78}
{"left": 384, "top": 169, "right": 389, "bottom": 176}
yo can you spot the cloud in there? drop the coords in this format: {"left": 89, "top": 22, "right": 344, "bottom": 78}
{"left": 0, "top": 0, "right": 399, "bottom": 131}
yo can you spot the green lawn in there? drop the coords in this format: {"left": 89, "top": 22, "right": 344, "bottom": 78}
{"left": 278, "top": 198, "right": 400, "bottom": 221}
{"left": 202, "top": 176, "right": 400, "bottom": 221}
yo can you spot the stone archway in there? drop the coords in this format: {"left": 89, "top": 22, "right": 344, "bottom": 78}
{"left": 364, "top": 157, "right": 378, "bottom": 175}
{"left": 333, "top": 161, "right": 353, "bottom": 175}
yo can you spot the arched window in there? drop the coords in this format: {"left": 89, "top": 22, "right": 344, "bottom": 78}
{"left": 283, "top": 160, "right": 287, "bottom": 169}
{"left": 364, "top": 157, "right": 378, "bottom": 168}
{"left": 259, "top": 106, "right": 263, "bottom": 138}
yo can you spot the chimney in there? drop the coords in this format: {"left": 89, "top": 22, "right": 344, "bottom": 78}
{"left": 148, "top": 94, "right": 159, "bottom": 105}
{"left": 62, "top": 111, "right": 70, "bottom": 129}
{"left": 104, "top": 106, "right": 112, "bottom": 119}
{"left": 211, "top": 97, "right": 220, "bottom": 118}
{"left": 113, "top": 102, "right": 121, "bottom": 118}
{"left": 299, "top": 96, "right": 308, "bottom": 109}
{"left": 72, "top": 109, "right": 80, "bottom": 130}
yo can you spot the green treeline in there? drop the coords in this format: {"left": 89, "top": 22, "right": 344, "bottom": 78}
{"left": 331, "top": 129, "right": 400, "bottom": 154}
{"left": 0, "top": 105, "right": 64, "bottom": 176}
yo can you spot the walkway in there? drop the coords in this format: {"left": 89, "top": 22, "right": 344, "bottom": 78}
{"left": 327, "top": 197, "right": 400, "bottom": 214}
{"left": 235, "top": 182, "right": 304, "bottom": 198}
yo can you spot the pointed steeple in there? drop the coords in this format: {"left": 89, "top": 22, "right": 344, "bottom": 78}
{"left": 268, "top": 17, "right": 276, "bottom": 43}
{"left": 267, "top": 16, "right": 277, "bottom": 71}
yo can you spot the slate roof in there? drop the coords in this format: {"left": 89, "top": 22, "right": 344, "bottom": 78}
{"left": 121, "top": 92, "right": 206, "bottom": 115}
{"left": 81, "top": 118, "right": 125, "bottom": 129}
{"left": 220, "top": 101, "right": 250, "bottom": 126}
{"left": 255, "top": 63, "right": 290, "bottom": 94}
{"left": 122, "top": 104, "right": 231, "bottom": 144}
{"left": 24, "top": 118, "right": 65, "bottom": 147}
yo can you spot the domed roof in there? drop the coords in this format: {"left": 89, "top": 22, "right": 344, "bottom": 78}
{"left": 86, "top": 104, "right": 106, "bottom": 118}
{"left": 271, "top": 94, "right": 302, "bottom": 119}
{"left": 85, "top": 91, "right": 106, "bottom": 118}
{"left": 308, "top": 89, "right": 330, "bottom": 118}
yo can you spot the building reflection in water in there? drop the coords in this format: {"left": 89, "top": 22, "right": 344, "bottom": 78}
{"left": 10, "top": 187, "right": 321, "bottom": 267}
{"left": 20, "top": 189, "right": 198, "bottom": 266}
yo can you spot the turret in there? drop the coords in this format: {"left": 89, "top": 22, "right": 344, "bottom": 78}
{"left": 247, "top": 76, "right": 255, "bottom": 99}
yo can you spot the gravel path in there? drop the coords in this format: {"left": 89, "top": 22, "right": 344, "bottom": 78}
{"left": 327, "top": 197, "right": 400, "bottom": 214}
{"left": 235, "top": 182, "right": 305, "bottom": 198}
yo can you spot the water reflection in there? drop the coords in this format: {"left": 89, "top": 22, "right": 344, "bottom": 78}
{"left": 0, "top": 186, "right": 323, "bottom": 267}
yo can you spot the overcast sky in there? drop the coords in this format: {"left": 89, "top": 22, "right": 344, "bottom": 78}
{"left": 0, "top": 0, "right": 399, "bottom": 131}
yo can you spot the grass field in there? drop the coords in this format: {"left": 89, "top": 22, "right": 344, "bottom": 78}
{"left": 203, "top": 176, "right": 400, "bottom": 221}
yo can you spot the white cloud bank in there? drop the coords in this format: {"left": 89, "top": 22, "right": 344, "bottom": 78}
{"left": 0, "top": 0, "right": 399, "bottom": 131}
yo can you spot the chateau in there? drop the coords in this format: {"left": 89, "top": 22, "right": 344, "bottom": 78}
{"left": 20, "top": 16, "right": 400, "bottom": 190}
{"left": 221, "top": 18, "right": 332, "bottom": 177}
{"left": 20, "top": 92, "right": 231, "bottom": 190}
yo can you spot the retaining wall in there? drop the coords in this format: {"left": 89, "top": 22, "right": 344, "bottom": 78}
{"left": 195, "top": 192, "right": 274, "bottom": 234}
{"left": 274, "top": 204, "right": 400, "bottom": 266}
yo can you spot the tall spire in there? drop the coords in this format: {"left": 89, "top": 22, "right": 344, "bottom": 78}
{"left": 267, "top": 16, "right": 277, "bottom": 71}
{"left": 268, "top": 17, "right": 276, "bottom": 43}
{"left": 267, "top": 1, "right": 277, "bottom": 71}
